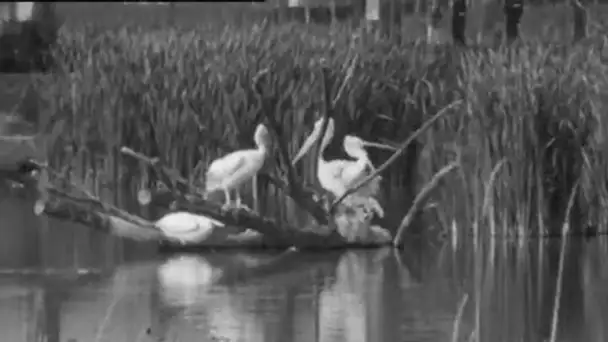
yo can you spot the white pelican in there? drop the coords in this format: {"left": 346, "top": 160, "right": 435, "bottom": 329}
{"left": 204, "top": 124, "right": 270, "bottom": 209}
{"left": 291, "top": 117, "right": 395, "bottom": 198}
{"left": 155, "top": 211, "right": 224, "bottom": 244}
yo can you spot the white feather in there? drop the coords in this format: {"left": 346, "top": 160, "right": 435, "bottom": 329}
{"left": 204, "top": 125, "right": 269, "bottom": 198}
{"left": 155, "top": 211, "right": 224, "bottom": 244}
{"left": 205, "top": 149, "right": 264, "bottom": 193}
{"left": 292, "top": 118, "right": 394, "bottom": 218}
{"left": 293, "top": 119, "right": 376, "bottom": 198}
{"left": 318, "top": 158, "right": 369, "bottom": 198}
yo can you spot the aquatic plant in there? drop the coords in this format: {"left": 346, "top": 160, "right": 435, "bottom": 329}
{"left": 25, "top": 12, "right": 608, "bottom": 240}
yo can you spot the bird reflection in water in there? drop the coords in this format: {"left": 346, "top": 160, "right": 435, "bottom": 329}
{"left": 319, "top": 249, "right": 391, "bottom": 342}
{"left": 156, "top": 254, "right": 266, "bottom": 342}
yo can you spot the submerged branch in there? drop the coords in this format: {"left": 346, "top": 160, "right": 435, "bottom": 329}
{"left": 330, "top": 100, "right": 462, "bottom": 211}
{"left": 393, "top": 161, "right": 459, "bottom": 248}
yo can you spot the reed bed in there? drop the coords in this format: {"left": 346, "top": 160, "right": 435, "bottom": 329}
{"left": 33, "top": 13, "right": 608, "bottom": 238}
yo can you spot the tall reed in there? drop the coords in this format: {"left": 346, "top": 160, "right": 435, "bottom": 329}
{"left": 34, "top": 18, "right": 608, "bottom": 236}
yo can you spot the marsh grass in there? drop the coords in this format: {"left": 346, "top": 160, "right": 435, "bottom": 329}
{"left": 30, "top": 6, "right": 608, "bottom": 237}
{"left": 447, "top": 189, "right": 594, "bottom": 342}
{"left": 422, "top": 41, "right": 608, "bottom": 238}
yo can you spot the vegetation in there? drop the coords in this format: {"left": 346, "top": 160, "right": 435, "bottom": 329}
{"left": 5, "top": 2, "right": 607, "bottom": 243}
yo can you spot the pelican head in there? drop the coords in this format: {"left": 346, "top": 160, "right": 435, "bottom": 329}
{"left": 253, "top": 123, "right": 271, "bottom": 150}
{"left": 343, "top": 135, "right": 396, "bottom": 156}
{"left": 292, "top": 117, "right": 335, "bottom": 165}
{"left": 343, "top": 135, "right": 396, "bottom": 169}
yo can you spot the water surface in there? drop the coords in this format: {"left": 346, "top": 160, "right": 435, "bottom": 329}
{"left": 1, "top": 186, "right": 607, "bottom": 342}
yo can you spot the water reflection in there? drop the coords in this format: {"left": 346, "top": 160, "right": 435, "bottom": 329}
{"left": 157, "top": 255, "right": 218, "bottom": 307}
{"left": 155, "top": 251, "right": 339, "bottom": 342}
{"left": 2, "top": 186, "right": 608, "bottom": 342}
{"left": 319, "top": 249, "right": 391, "bottom": 342}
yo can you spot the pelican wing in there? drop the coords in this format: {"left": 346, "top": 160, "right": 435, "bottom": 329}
{"left": 205, "top": 150, "right": 249, "bottom": 190}
{"left": 156, "top": 212, "right": 224, "bottom": 244}
{"left": 156, "top": 212, "right": 224, "bottom": 234}
{"left": 340, "top": 161, "right": 370, "bottom": 186}
{"left": 328, "top": 159, "right": 369, "bottom": 187}
{"left": 323, "top": 160, "right": 349, "bottom": 181}
{"left": 219, "top": 158, "right": 257, "bottom": 189}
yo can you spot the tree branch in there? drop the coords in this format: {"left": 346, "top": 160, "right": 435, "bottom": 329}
{"left": 9, "top": 161, "right": 162, "bottom": 241}
{"left": 393, "top": 161, "right": 459, "bottom": 248}
{"left": 121, "top": 147, "right": 200, "bottom": 196}
{"left": 279, "top": 56, "right": 358, "bottom": 224}
{"left": 330, "top": 100, "right": 462, "bottom": 211}
{"left": 314, "top": 55, "right": 358, "bottom": 167}
{"left": 313, "top": 66, "right": 333, "bottom": 174}
{"left": 253, "top": 69, "right": 297, "bottom": 190}
{"left": 120, "top": 146, "right": 349, "bottom": 248}
{"left": 24, "top": 155, "right": 351, "bottom": 249}
{"left": 252, "top": 69, "right": 329, "bottom": 225}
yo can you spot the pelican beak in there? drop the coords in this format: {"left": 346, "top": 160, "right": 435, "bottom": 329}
{"left": 362, "top": 141, "right": 397, "bottom": 151}
{"left": 292, "top": 131, "right": 319, "bottom": 165}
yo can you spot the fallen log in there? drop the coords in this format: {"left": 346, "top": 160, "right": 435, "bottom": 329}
{"left": 119, "top": 147, "right": 369, "bottom": 245}
{"left": 2, "top": 103, "right": 460, "bottom": 250}
{"left": 9, "top": 170, "right": 277, "bottom": 248}
{"left": 7, "top": 136, "right": 452, "bottom": 251}
{"left": 7, "top": 157, "right": 378, "bottom": 250}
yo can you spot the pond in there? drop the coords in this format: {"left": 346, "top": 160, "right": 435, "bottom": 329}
{"left": 0, "top": 183, "right": 606, "bottom": 342}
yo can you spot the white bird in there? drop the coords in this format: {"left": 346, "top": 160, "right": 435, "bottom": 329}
{"left": 291, "top": 118, "right": 395, "bottom": 213}
{"left": 155, "top": 211, "right": 224, "bottom": 245}
{"left": 204, "top": 124, "right": 271, "bottom": 209}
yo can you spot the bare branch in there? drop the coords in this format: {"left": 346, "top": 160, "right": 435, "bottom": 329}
{"left": 121, "top": 147, "right": 195, "bottom": 196}
{"left": 19, "top": 159, "right": 160, "bottom": 240}
{"left": 330, "top": 100, "right": 462, "bottom": 211}
{"left": 254, "top": 69, "right": 296, "bottom": 187}
{"left": 252, "top": 57, "right": 356, "bottom": 225}
{"left": 121, "top": 147, "right": 334, "bottom": 242}
{"left": 313, "top": 55, "right": 358, "bottom": 167}
{"left": 393, "top": 161, "right": 459, "bottom": 248}
{"left": 313, "top": 67, "right": 333, "bottom": 170}
{"left": 252, "top": 70, "right": 329, "bottom": 225}
{"left": 20, "top": 150, "right": 392, "bottom": 250}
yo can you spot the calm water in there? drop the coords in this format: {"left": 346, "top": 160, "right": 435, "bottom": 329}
{"left": 1, "top": 184, "right": 608, "bottom": 342}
